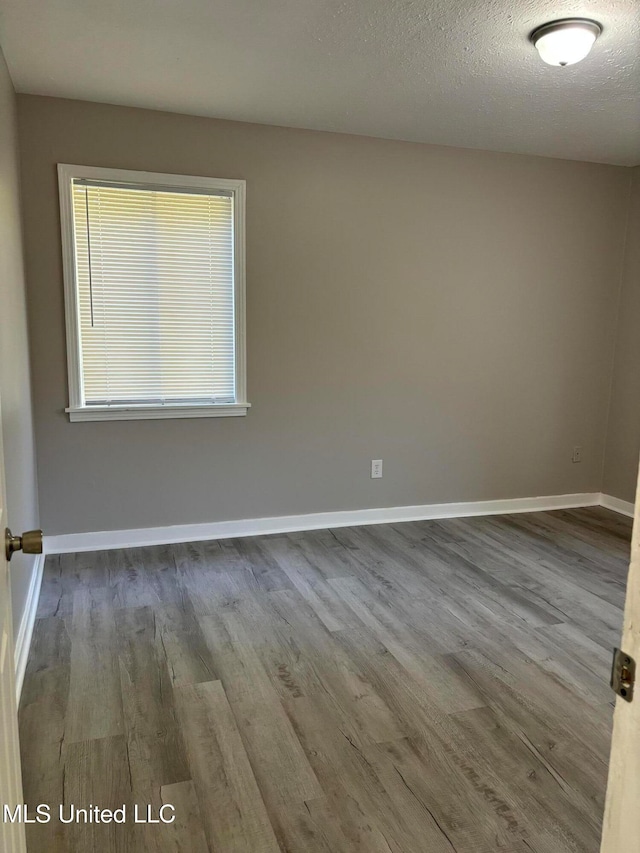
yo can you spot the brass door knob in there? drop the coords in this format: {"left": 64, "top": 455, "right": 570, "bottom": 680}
{"left": 5, "top": 528, "right": 43, "bottom": 561}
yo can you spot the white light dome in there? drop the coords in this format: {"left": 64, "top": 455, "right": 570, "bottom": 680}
{"left": 531, "top": 19, "right": 602, "bottom": 67}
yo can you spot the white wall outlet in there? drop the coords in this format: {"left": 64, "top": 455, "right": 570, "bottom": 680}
{"left": 572, "top": 446, "right": 582, "bottom": 463}
{"left": 371, "top": 459, "right": 383, "bottom": 479}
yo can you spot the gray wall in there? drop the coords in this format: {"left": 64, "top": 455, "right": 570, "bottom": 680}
{"left": 603, "top": 167, "right": 640, "bottom": 503}
{"left": 17, "top": 94, "right": 631, "bottom": 536}
{"left": 0, "top": 53, "right": 39, "bottom": 640}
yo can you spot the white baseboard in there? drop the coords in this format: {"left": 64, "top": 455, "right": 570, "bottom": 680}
{"left": 14, "top": 552, "right": 45, "bottom": 702}
{"left": 45, "top": 491, "right": 601, "bottom": 555}
{"left": 600, "top": 493, "right": 635, "bottom": 518}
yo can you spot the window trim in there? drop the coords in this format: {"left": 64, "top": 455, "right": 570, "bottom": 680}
{"left": 58, "top": 163, "right": 249, "bottom": 422}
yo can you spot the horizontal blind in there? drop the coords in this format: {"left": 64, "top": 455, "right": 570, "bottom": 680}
{"left": 71, "top": 180, "right": 236, "bottom": 406}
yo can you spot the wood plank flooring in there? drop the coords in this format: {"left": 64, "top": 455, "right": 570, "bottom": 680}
{"left": 19, "top": 507, "right": 631, "bottom": 852}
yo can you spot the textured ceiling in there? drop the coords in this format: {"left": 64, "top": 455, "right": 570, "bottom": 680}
{"left": 1, "top": 0, "right": 639, "bottom": 164}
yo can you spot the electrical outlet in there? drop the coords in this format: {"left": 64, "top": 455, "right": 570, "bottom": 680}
{"left": 572, "top": 446, "right": 582, "bottom": 464}
{"left": 371, "top": 459, "right": 383, "bottom": 479}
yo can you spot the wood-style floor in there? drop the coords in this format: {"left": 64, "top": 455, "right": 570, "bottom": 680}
{"left": 19, "top": 507, "right": 631, "bottom": 852}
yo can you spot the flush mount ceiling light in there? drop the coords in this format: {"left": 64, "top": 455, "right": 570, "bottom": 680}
{"left": 530, "top": 18, "right": 602, "bottom": 67}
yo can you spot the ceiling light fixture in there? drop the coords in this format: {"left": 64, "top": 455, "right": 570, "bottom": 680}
{"left": 530, "top": 18, "right": 602, "bottom": 67}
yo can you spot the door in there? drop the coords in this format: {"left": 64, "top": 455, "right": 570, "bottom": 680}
{"left": 601, "top": 471, "right": 640, "bottom": 852}
{"left": 0, "top": 398, "right": 27, "bottom": 853}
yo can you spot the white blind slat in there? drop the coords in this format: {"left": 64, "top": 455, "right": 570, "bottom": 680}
{"left": 72, "top": 181, "right": 236, "bottom": 406}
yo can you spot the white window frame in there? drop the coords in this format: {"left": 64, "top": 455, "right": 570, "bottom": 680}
{"left": 58, "top": 163, "right": 249, "bottom": 422}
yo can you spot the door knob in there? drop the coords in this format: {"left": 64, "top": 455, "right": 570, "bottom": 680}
{"left": 5, "top": 528, "right": 43, "bottom": 561}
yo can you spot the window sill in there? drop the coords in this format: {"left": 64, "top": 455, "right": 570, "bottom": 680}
{"left": 66, "top": 403, "right": 251, "bottom": 422}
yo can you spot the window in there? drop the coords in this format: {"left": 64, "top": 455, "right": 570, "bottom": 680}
{"left": 58, "top": 164, "right": 248, "bottom": 421}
